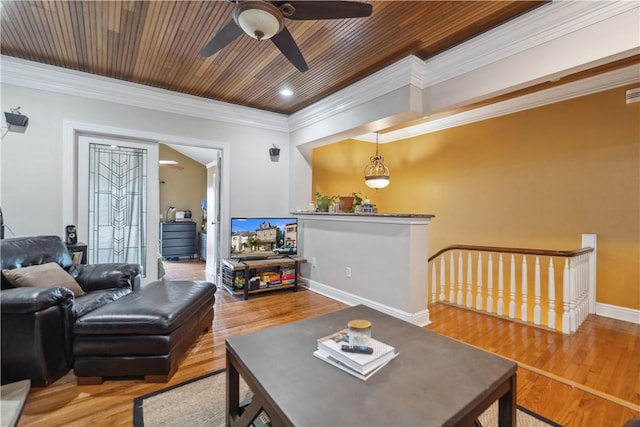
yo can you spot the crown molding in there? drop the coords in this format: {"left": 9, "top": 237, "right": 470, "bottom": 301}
{"left": 287, "top": 1, "right": 639, "bottom": 135}
{"left": 363, "top": 64, "right": 639, "bottom": 143}
{"left": 423, "top": 1, "right": 639, "bottom": 87}
{"left": 287, "top": 56, "right": 426, "bottom": 132}
{"left": 0, "top": 56, "right": 289, "bottom": 132}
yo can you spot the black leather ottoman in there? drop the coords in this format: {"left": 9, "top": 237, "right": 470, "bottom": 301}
{"left": 73, "top": 280, "right": 216, "bottom": 384}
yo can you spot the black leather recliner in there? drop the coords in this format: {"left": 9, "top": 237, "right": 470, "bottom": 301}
{"left": 1, "top": 235, "right": 141, "bottom": 386}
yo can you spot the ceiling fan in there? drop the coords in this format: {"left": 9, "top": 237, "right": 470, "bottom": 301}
{"left": 200, "top": 1, "right": 373, "bottom": 72}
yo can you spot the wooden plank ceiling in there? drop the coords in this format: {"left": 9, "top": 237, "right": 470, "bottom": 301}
{"left": 1, "top": 1, "right": 546, "bottom": 115}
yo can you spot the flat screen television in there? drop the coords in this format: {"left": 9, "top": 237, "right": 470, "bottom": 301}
{"left": 230, "top": 217, "right": 298, "bottom": 259}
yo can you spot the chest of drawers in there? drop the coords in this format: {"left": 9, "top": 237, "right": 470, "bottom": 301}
{"left": 160, "top": 222, "right": 196, "bottom": 259}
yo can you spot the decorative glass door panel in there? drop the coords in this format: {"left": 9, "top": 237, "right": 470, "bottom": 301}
{"left": 87, "top": 143, "right": 147, "bottom": 268}
{"left": 78, "top": 135, "right": 159, "bottom": 281}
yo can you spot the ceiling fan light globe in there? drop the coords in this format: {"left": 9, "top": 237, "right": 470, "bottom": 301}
{"left": 234, "top": 2, "right": 283, "bottom": 40}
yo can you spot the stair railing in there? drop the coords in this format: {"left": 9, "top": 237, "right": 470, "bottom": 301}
{"left": 427, "top": 234, "right": 596, "bottom": 334}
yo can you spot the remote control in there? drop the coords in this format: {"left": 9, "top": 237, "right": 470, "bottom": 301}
{"left": 341, "top": 344, "right": 373, "bottom": 354}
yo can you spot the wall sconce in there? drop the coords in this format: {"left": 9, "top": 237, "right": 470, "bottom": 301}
{"left": 626, "top": 87, "right": 640, "bottom": 104}
{"left": 4, "top": 107, "right": 29, "bottom": 134}
{"left": 269, "top": 144, "right": 280, "bottom": 162}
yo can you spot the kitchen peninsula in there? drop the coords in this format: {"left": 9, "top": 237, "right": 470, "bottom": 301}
{"left": 295, "top": 212, "right": 434, "bottom": 326}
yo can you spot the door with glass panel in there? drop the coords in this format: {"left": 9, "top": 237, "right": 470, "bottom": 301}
{"left": 77, "top": 135, "right": 159, "bottom": 282}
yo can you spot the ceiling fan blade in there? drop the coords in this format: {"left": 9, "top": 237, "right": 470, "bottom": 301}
{"left": 200, "top": 19, "right": 244, "bottom": 57}
{"left": 284, "top": 1, "right": 373, "bottom": 20}
{"left": 270, "top": 27, "right": 309, "bottom": 72}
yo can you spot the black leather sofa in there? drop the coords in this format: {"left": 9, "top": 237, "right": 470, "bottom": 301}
{"left": 1, "top": 235, "right": 141, "bottom": 386}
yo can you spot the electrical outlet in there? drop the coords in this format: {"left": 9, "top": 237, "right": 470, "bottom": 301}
{"left": 346, "top": 267, "right": 351, "bottom": 278}
{"left": 312, "top": 257, "right": 317, "bottom": 268}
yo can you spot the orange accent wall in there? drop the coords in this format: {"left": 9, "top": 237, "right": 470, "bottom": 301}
{"left": 312, "top": 84, "right": 640, "bottom": 310}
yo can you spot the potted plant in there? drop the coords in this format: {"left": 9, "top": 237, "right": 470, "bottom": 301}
{"left": 351, "top": 191, "right": 365, "bottom": 207}
{"left": 314, "top": 192, "right": 338, "bottom": 212}
{"left": 351, "top": 191, "right": 366, "bottom": 212}
{"left": 337, "top": 191, "right": 368, "bottom": 212}
{"left": 338, "top": 195, "right": 354, "bottom": 212}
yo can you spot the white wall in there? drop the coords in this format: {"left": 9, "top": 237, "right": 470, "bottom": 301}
{"left": 0, "top": 83, "right": 290, "bottom": 241}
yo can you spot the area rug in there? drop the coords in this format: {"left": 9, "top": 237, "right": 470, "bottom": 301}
{"left": 1, "top": 380, "right": 30, "bottom": 427}
{"left": 133, "top": 369, "right": 561, "bottom": 427}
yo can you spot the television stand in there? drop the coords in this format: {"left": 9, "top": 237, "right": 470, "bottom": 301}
{"left": 233, "top": 255, "right": 268, "bottom": 261}
{"left": 221, "top": 256, "right": 306, "bottom": 300}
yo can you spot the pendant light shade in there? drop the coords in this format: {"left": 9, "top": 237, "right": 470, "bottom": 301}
{"left": 364, "top": 133, "right": 390, "bottom": 189}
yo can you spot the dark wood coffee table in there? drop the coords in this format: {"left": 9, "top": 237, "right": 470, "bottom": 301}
{"left": 226, "top": 305, "right": 516, "bottom": 427}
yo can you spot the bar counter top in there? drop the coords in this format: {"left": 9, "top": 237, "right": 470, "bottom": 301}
{"left": 293, "top": 211, "right": 434, "bottom": 218}
{"left": 293, "top": 211, "right": 434, "bottom": 224}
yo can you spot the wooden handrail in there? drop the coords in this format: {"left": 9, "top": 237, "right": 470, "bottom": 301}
{"left": 428, "top": 244, "right": 594, "bottom": 263}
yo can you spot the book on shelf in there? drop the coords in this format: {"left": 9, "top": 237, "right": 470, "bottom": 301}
{"left": 315, "top": 328, "right": 398, "bottom": 379}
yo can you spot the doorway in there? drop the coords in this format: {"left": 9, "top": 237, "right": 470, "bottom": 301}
{"left": 63, "top": 121, "right": 231, "bottom": 286}
{"left": 160, "top": 143, "right": 223, "bottom": 284}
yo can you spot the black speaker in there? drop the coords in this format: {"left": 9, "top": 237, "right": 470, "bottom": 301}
{"left": 65, "top": 225, "right": 77, "bottom": 245}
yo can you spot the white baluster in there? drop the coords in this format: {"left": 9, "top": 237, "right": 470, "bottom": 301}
{"left": 534, "top": 256, "right": 541, "bottom": 325}
{"left": 583, "top": 254, "right": 590, "bottom": 325}
{"left": 466, "top": 252, "right": 473, "bottom": 308}
{"left": 562, "top": 258, "right": 570, "bottom": 334}
{"left": 584, "top": 253, "right": 591, "bottom": 323}
{"left": 497, "top": 254, "right": 504, "bottom": 316}
{"left": 583, "top": 254, "right": 589, "bottom": 325}
{"left": 439, "top": 256, "right": 446, "bottom": 301}
{"left": 548, "top": 258, "right": 556, "bottom": 330}
{"left": 509, "top": 255, "right": 516, "bottom": 318}
{"left": 457, "top": 252, "right": 463, "bottom": 305}
{"left": 431, "top": 262, "right": 437, "bottom": 304}
{"left": 476, "top": 252, "right": 483, "bottom": 310}
{"left": 569, "top": 257, "right": 577, "bottom": 332}
{"left": 521, "top": 256, "right": 528, "bottom": 322}
{"left": 576, "top": 255, "right": 584, "bottom": 328}
{"left": 449, "top": 252, "right": 455, "bottom": 303}
{"left": 486, "top": 254, "right": 493, "bottom": 314}
{"left": 574, "top": 255, "right": 581, "bottom": 328}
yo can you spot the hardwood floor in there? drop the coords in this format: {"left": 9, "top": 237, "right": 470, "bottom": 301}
{"left": 16, "top": 260, "right": 639, "bottom": 426}
{"left": 427, "top": 303, "right": 639, "bottom": 426}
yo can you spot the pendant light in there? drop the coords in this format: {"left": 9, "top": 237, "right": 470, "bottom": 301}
{"left": 364, "top": 132, "right": 390, "bottom": 189}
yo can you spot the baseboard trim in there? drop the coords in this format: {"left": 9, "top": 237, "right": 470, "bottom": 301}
{"left": 596, "top": 302, "right": 640, "bottom": 324}
{"left": 300, "top": 279, "right": 431, "bottom": 327}
{"left": 300, "top": 280, "right": 638, "bottom": 327}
